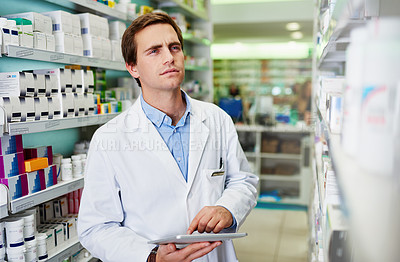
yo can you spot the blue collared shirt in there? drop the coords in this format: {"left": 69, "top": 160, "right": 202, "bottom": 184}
{"left": 141, "top": 92, "right": 191, "bottom": 182}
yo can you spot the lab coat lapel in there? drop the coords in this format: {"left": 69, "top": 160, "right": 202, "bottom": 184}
{"left": 187, "top": 99, "right": 209, "bottom": 189}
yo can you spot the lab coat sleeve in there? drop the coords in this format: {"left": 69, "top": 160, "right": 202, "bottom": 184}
{"left": 77, "top": 134, "right": 151, "bottom": 262}
{"left": 215, "top": 114, "right": 259, "bottom": 229}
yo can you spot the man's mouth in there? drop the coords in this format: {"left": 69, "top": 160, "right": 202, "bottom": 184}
{"left": 161, "top": 68, "right": 179, "bottom": 75}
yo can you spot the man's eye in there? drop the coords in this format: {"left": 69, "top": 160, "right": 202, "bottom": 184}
{"left": 171, "top": 46, "right": 181, "bottom": 51}
{"left": 150, "top": 49, "right": 158, "bottom": 54}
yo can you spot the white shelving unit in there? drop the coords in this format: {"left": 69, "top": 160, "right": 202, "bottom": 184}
{"left": 156, "top": 0, "right": 213, "bottom": 102}
{"left": 311, "top": 0, "right": 400, "bottom": 261}
{"left": 6, "top": 45, "right": 125, "bottom": 71}
{"left": 235, "top": 124, "right": 312, "bottom": 206}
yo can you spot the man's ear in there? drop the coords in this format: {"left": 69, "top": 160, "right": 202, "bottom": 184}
{"left": 126, "top": 63, "right": 139, "bottom": 79}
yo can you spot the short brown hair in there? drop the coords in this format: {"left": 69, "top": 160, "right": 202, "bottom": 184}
{"left": 121, "top": 12, "right": 184, "bottom": 66}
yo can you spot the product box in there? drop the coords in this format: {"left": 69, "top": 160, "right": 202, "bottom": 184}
{"left": 1, "top": 26, "right": 11, "bottom": 54}
{"left": 9, "top": 18, "right": 34, "bottom": 48}
{"left": 110, "top": 87, "right": 133, "bottom": 101}
{"left": 74, "top": 93, "right": 85, "bottom": 117}
{"left": 62, "top": 93, "right": 75, "bottom": 118}
{"left": 34, "top": 74, "right": 46, "bottom": 97}
{"left": 109, "top": 21, "right": 126, "bottom": 40}
{"left": 0, "top": 173, "right": 28, "bottom": 200}
{"left": 33, "top": 32, "right": 46, "bottom": 50}
{"left": 26, "top": 170, "right": 46, "bottom": 194}
{"left": 71, "top": 14, "right": 81, "bottom": 36}
{"left": 53, "top": 196, "right": 68, "bottom": 218}
{"left": 54, "top": 31, "right": 73, "bottom": 54}
{"left": 39, "top": 201, "right": 54, "bottom": 223}
{"left": 83, "top": 70, "right": 94, "bottom": 93}
{"left": 101, "top": 37, "right": 112, "bottom": 61}
{"left": 0, "top": 135, "right": 23, "bottom": 155}
{"left": 47, "top": 96, "right": 62, "bottom": 119}
{"left": 111, "top": 39, "right": 123, "bottom": 62}
{"left": 19, "top": 97, "right": 35, "bottom": 122}
{"left": 24, "top": 146, "right": 53, "bottom": 164}
{"left": 45, "top": 33, "right": 55, "bottom": 52}
{"left": 37, "top": 225, "right": 56, "bottom": 251}
{"left": 0, "top": 71, "right": 35, "bottom": 97}
{"left": 0, "top": 152, "right": 25, "bottom": 178}
{"left": 71, "top": 69, "right": 83, "bottom": 93}
{"left": 42, "top": 10, "right": 72, "bottom": 34}
{"left": 7, "top": 21, "right": 19, "bottom": 47}
{"left": 43, "top": 165, "right": 57, "bottom": 188}
{"left": 0, "top": 97, "right": 21, "bottom": 122}
{"left": 4, "top": 12, "right": 52, "bottom": 35}
{"left": 33, "top": 97, "right": 49, "bottom": 121}
{"left": 82, "top": 34, "right": 101, "bottom": 58}
{"left": 85, "top": 93, "right": 95, "bottom": 116}
{"left": 34, "top": 68, "right": 73, "bottom": 94}
{"left": 44, "top": 74, "right": 57, "bottom": 97}
{"left": 72, "top": 34, "right": 83, "bottom": 56}
{"left": 78, "top": 13, "right": 99, "bottom": 37}
{"left": 25, "top": 157, "right": 48, "bottom": 173}
{"left": 98, "top": 16, "right": 109, "bottom": 39}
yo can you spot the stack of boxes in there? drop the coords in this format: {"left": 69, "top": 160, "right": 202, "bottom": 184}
{"left": 109, "top": 21, "right": 126, "bottom": 62}
{"left": 79, "top": 13, "right": 111, "bottom": 59}
{"left": 0, "top": 135, "right": 58, "bottom": 200}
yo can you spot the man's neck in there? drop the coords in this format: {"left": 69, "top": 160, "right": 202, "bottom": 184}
{"left": 142, "top": 88, "right": 187, "bottom": 126}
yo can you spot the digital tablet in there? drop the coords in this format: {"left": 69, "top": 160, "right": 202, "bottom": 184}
{"left": 148, "top": 232, "right": 247, "bottom": 245}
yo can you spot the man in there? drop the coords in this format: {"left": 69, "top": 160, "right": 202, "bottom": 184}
{"left": 77, "top": 12, "right": 258, "bottom": 261}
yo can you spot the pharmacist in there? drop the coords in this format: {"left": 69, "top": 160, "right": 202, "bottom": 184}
{"left": 77, "top": 12, "right": 258, "bottom": 262}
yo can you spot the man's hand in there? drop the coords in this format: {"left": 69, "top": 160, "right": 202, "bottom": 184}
{"left": 187, "top": 206, "right": 233, "bottom": 234}
{"left": 156, "top": 242, "right": 221, "bottom": 262}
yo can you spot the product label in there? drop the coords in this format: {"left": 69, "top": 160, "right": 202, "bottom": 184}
{"left": 361, "top": 85, "right": 392, "bottom": 131}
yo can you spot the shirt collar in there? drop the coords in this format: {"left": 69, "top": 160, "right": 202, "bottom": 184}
{"left": 140, "top": 90, "right": 191, "bottom": 128}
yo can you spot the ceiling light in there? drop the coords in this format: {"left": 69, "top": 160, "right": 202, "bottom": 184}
{"left": 290, "top": 31, "right": 303, "bottom": 39}
{"left": 286, "top": 22, "right": 301, "bottom": 31}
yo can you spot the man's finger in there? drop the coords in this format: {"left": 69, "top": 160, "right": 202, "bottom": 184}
{"left": 186, "top": 242, "right": 222, "bottom": 261}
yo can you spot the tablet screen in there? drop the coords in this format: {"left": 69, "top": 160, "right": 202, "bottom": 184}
{"left": 148, "top": 232, "right": 247, "bottom": 245}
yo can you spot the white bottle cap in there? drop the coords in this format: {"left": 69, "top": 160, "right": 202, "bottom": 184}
{"left": 61, "top": 158, "right": 71, "bottom": 164}
{"left": 71, "top": 155, "right": 81, "bottom": 161}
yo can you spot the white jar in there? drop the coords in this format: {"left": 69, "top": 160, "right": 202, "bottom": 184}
{"left": 72, "top": 160, "right": 83, "bottom": 178}
{"left": 4, "top": 217, "right": 24, "bottom": 248}
{"left": 61, "top": 162, "right": 73, "bottom": 181}
{"left": 6, "top": 245, "right": 25, "bottom": 262}
{"left": 16, "top": 213, "right": 35, "bottom": 241}
{"left": 0, "top": 245, "right": 4, "bottom": 261}
{"left": 61, "top": 158, "right": 71, "bottom": 164}
{"left": 36, "top": 233, "right": 47, "bottom": 261}
{"left": 24, "top": 238, "right": 37, "bottom": 262}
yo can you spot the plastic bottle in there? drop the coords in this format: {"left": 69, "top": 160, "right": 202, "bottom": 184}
{"left": 61, "top": 158, "right": 73, "bottom": 181}
{"left": 36, "top": 233, "right": 47, "bottom": 261}
{"left": 0, "top": 221, "right": 4, "bottom": 248}
{"left": 0, "top": 245, "right": 4, "bottom": 261}
{"left": 358, "top": 18, "right": 400, "bottom": 175}
{"left": 24, "top": 238, "right": 37, "bottom": 262}
{"left": 16, "top": 212, "right": 35, "bottom": 241}
{"left": 71, "top": 155, "right": 82, "bottom": 178}
{"left": 4, "top": 217, "right": 24, "bottom": 248}
{"left": 341, "top": 26, "right": 368, "bottom": 157}
{"left": 6, "top": 245, "right": 25, "bottom": 262}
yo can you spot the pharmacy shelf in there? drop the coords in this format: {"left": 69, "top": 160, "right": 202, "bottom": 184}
{"left": 183, "top": 33, "right": 211, "bottom": 46}
{"left": 244, "top": 152, "right": 258, "bottom": 158}
{"left": 4, "top": 113, "right": 119, "bottom": 136}
{"left": 260, "top": 153, "right": 302, "bottom": 160}
{"left": 44, "top": 0, "right": 128, "bottom": 22}
{"left": 5, "top": 45, "right": 125, "bottom": 71}
{"left": 157, "top": 0, "right": 209, "bottom": 21}
{"left": 185, "top": 65, "right": 209, "bottom": 71}
{"left": 48, "top": 237, "right": 83, "bottom": 262}
{"left": 258, "top": 196, "right": 304, "bottom": 205}
{"left": 9, "top": 177, "right": 84, "bottom": 215}
{"left": 235, "top": 124, "right": 312, "bottom": 134}
{"left": 260, "top": 174, "right": 301, "bottom": 182}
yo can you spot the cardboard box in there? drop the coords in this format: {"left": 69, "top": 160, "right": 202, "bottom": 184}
{"left": 43, "top": 165, "right": 57, "bottom": 188}
{"left": 42, "top": 10, "right": 72, "bottom": 34}
{"left": 54, "top": 32, "right": 73, "bottom": 54}
{"left": 71, "top": 69, "right": 83, "bottom": 93}
{"left": 4, "top": 12, "right": 52, "bottom": 34}
{"left": 26, "top": 170, "right": 46, "bottom": 194}
{"left": 0, "top": 152, "right": 25, "bottom": 178}
{"left": 111, "top": 39, "right": 123, "bottom": 62}
{"left": 0, "top": 72, "right": 35, "bottom": 97}
{"left": 46, "top": 33, "right": 55, "bottom": 52}
{"left": 53, "top": 196, "right": 68, "bottom": 218}
{"left": 25, "top": 157, "right": 48, "bottom": 173}
{"left": 83, "top": 70, "right": 94, "bottom": 93}
{"left": 9, "top": 18, "right": 34, "bottom": 48}
{"left": 0, "top": 173, "right": 28, "bottom": 200}
{"left": 39, "top": 201, "right": 54, "bottom": 222}
{"left": 19, "top": 97, "right": 35, "bottom": 122}
{"left": 33, "top": 31, "right": 46, "bottom": 50}
{"left": 34, "top": 68, "right": 73, "bottom": 94}
{"left": 0, "top": 97, "right": 21, "bottom": 122}
{"left": 47, "top": 96, "right": 62, "bottom": 119}
{"left": 24, "top": 146, "right": 53, "bottom": 164}
{"left": 71, "top": 14, "right": 81, "bottom": 36}
{"left": 72, "top": 35, "right": 83, "bottom": 56}
{"left": 44, "top": 74, "right": 57, "bottom": 97}
{"left": 82, "top": 34, "right": 101, "bottom": 58}
{"left": 74, "top": 93, "right": 85, "bottom": 117}
{"left": 101, "top": 37, "right": 112, "bottom": 60}
{"left": 34, "top": 74, "right": 46, "bottom": 97}
{"left": 7, "top": 21, "right": 19, "bottom": 47}
{"left": 37, "top": 225, "right": 55, "bottom": 251}
{"left": 78, "top": 13, "right": 99, "bottom": 37}
{"left": 109, "top": 21, "right": 126, "bottom": 40}
{"left": 0, "top": 135, "right": 23, "bottom": 155}
{"left": 62, "top": 93, "right": 75, "bottom": 118}
{"left": 33, "top": 97, "right": 49, "bottom": 121}
{"left": 1, "top": 26, "right": 11, "bottom": 54}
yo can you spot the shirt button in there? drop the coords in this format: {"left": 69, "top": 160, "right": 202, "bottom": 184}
{"left": 173, "top": 129, "right": 177, "bottom": 133}
{"left": 177, "top": 157, "right": 181, "bottom": 161}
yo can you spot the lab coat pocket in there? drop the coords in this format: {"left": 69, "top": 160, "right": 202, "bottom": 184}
{"left": 203, "top": 168, "right": 226, "bottom": 202}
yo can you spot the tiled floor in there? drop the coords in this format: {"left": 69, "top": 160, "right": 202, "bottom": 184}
{"left": 233, "top": 208, "right": 309, "bottom": 262}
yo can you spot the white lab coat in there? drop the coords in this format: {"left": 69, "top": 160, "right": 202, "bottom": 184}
{"left": 77, "top": 95, "right": 259, "bottom": 261}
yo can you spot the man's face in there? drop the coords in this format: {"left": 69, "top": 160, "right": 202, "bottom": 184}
{"left": 128, "top": 23, "right": 185, "bottom": 92}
